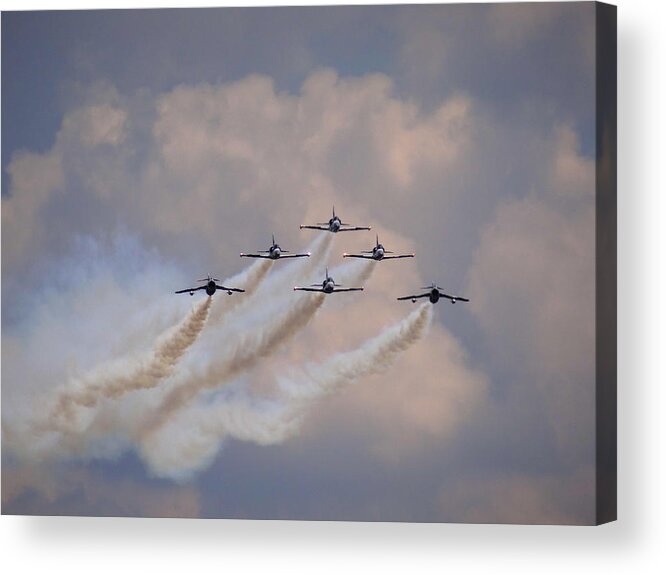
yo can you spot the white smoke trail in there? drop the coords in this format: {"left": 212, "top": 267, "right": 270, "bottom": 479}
{"left": 205, "top": 233, "right": 333, "bottom": 328}
{"left": 207, "top": 259, "right": 272, "bottom": 323}
{"left": 279, "top": 302, "right": 432, "bottom": 399}
{"left": 141, "top": 303, "right": 432, "bottom": 479}
{"left": 138, "top": 252, "right": 371, "bottom": 444}
{"left": 330, "top": 257, "right": 375, "bottom": 286}
{"left": 138, "top": 292, "right": 326, "bottom": 439}
{"left": 141, "top": 391, "right": 298, "bottom": 480}
{"left": 6, "top": 233, "right": 368, "bottom": 471}
{"left": 44, "top": 296, "right": 213, "bottom": 433}
{"left": 21, "top": 257, "right": 276, "bottom": 442}
{"left": 251, "top": 232, "right": 334, "bottom": 296}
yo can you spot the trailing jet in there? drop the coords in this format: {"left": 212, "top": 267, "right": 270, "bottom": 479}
{"left": 343, "top": 234, "right": 415, "bottom": 261}
{"left": 175, "top": 275, "right": 245, "bottom": 297}
{"left": 300, "top": 206, "right": 371, "bottom": 233}
{"left": 293, "top": 267, "right": 364, "bottom": 294}
{"left": 240, "top": 234, "right": 311, "bottom": 260}
{"left": 397, "top": 283, "right": 469, "bottom": 305}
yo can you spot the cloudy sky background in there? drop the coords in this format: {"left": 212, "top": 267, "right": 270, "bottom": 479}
{"left": 2, "top": 3, "right": 597, "bottom": 524}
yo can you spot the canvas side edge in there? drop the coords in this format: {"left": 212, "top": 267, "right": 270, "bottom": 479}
{"left": 595, "top": 0, "right": 617, "bottom": 526}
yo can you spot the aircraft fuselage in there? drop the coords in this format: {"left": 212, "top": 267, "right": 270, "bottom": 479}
{"left": 372, "top": 245, "right": 385, "bottom": 260}
{"left": 429, "top": 289, "right": 440, "bottom": 304}
{"left": 322, "top": 278, "right": 336, "bottom": 293}
{"left": 269, "top": 245, "right": 282, "bottom": 259}
{"left": 328, "top": 217, "right": 342, "bottom": 232}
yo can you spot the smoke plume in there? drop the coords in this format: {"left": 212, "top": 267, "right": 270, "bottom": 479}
{"left": 206, "top": 233, "right": 332, "bottom": 324}
{"left": 139, "top": 252, "right": 372, "bottom": 441}
{"left": 23, "top": 255, "right": 277, "bottom": 442}
{"left": 141, "top": 303, "right": 432, "bottom": 479}
{"left": 207, "top": 259, "right": 272, "bottom": 322}
{"left": 281, "top": 303, "right": 432, "bottom": 399}
{"left": 5, "top": 232, "right": 380, "bottom": 477}
{"left": 45, "top": 296, "right": 213, "bottom": 433}
{"left": 139, "top": 292, "right": 326, "bottom": 439}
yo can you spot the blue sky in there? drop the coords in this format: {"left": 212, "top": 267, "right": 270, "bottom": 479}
{"left": 2, "top": 2, "right": 598, "bottom": 523}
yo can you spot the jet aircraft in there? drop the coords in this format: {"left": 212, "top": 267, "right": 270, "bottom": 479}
{"left": 343, "top": 234, "right": 415, "bottom": 261}
{"left": 175, "top": 275, "right": 245, "bottom": 297}
{"left": 240, "top": 234, "right": 311, "bottom": 260}
{"left": 300, "top": 206, "right": 371, "bottom": 233}
{"left": 293, "top": 267, "right": 364, "bottom": 294}
{"left": 397, "top": 283, "right": 469, "bottom": 304}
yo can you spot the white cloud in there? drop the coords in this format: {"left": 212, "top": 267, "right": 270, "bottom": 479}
{"left": 141, "top": 70, "right": 472, "bottom": 240}
{"left": 60, "top": 105, "right": 128, "bottom": 148}
{"left": 2, "top": 149, "right": 63, "bottom": 269}
{"left": 4, "top": 69, "right": 475, "bottom": 276}
{"left": 2, "top": 103, "right": 128, "bottom": 271}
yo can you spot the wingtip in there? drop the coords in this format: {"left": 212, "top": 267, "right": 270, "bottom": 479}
{"left": 307, "top": 252, "right": 312, "bottom": 256}
{"left": 343, "top": 253, "right": 348, "bottom": 257}
{"left": 299, "top": 225, "right": 305, "bottom": 229}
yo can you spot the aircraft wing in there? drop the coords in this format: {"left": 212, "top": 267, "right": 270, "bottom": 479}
{"left": 240, "top": 253, "right": 271, "bottom": 259}
{"left": 175, "top": 286, "right": 206, "bottom": 294}
{"left": 300, "top": 225, "right": 329, "bottom": 231}
{"left": 337, "top": 226, "right": 371, "bottom": 232}
{"left": 217, "top": 285, "right": 245, "bottom": 293}
{"left": 342, "top": 253, "right": 373, "bottom": 259}
{"left": 278, "top": 253, "right": 311, "bottom": 259}
{"left": 381, "top": 254, "right": 415, "bottom": 259}
{"left": 293, "top": 287, "right": 323, "bottom": 292}
{"left": 439, "top": 292, "right": 469, "bottom": 302}
{"left": 331, "top": 287, "right": 364, "bottom": 292}
{"left": 397, "top": 293, "right": 429, "bottom": 301}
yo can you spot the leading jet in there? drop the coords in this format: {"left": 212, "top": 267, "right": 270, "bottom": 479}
{"left": 175, "top": 275, "right": 245, "bottom": 297}
{"left": 300, "top": 206, "right": 371, "bottom": 233}
{"left": 397, "top": 283, "right": 469, "bottom": 305}
{"left": 240, "top": 234, "right": 311, "bottom": 260}
{"left": 343, "top": 234, "right": 415, "bottom": 261}
{"left": 293, "top": 267, "right": 364, "bottom": 294}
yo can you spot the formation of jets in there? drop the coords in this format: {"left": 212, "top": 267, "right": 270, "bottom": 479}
{"left": 175, "top": 206, "right": 469, "bottom": 306}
